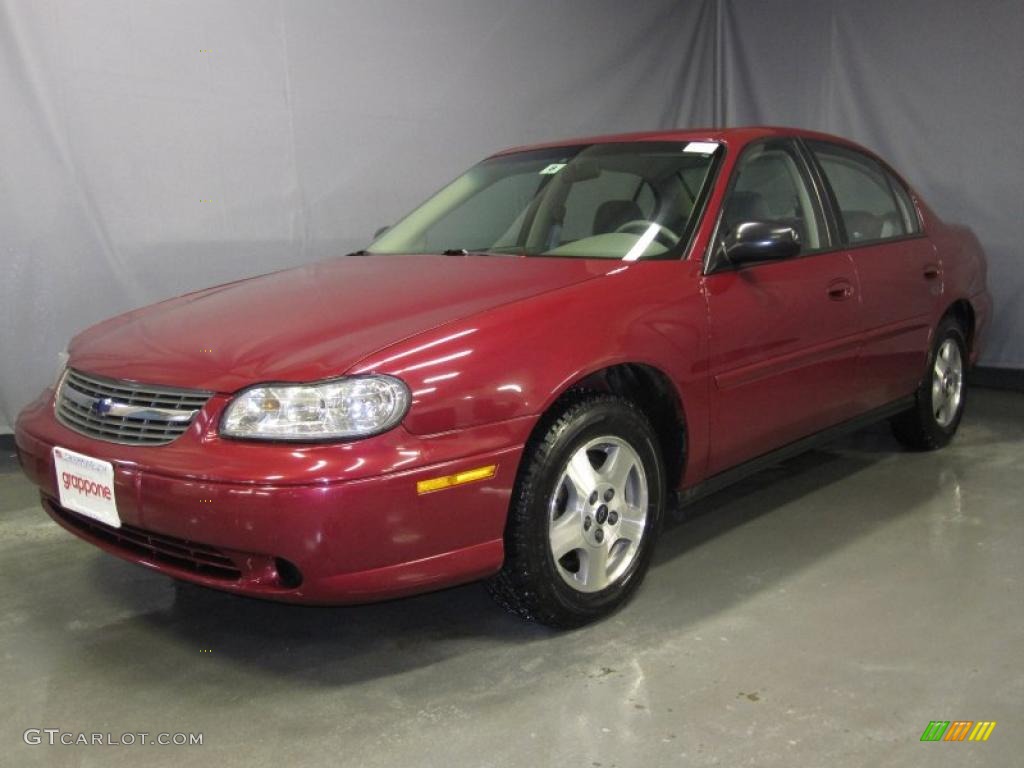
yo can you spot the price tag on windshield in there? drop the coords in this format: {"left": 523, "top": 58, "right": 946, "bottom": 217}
{"left": 683, "top": 142, "right": 720, "bottom": 155}
{"left": 539, "top": 163, "right": 566, "bottom": 175}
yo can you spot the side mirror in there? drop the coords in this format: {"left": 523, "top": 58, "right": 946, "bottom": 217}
{"left": 723, "top": 221, "right": 800, "bottom": 265}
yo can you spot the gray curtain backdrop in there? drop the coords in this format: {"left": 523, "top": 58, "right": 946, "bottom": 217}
{"left": 716, "top": 0, "right": 1024, "bottom": 372}
{"left": 0, "top": 0, "right": 1020, "bottom": 433}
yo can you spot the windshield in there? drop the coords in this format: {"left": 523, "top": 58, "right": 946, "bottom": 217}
{"left": 367, "top": 141, "right": 721, "bottom": 260}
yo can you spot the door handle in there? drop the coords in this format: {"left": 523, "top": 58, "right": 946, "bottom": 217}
{"left": 827, "top": 279, "right": 854, "bottom": 301}
{"left": 923, "top": 264, "right": 941, "bottom": 280}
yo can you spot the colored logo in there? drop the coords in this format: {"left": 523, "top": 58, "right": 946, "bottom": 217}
{"left": 920, "top": 721, "right": 996, "bottom": 742}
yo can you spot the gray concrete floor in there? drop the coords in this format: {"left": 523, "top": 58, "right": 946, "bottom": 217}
{"left": 2, "top": 389, "right": 1022, "bottom": 768}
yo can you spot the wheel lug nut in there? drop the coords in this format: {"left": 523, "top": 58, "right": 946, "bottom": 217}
{"left": 604, "top": 489, "right": 614, "bottom": 501}
{"left": 588, "top": 491, "right": 598, "bottom": 505}
{"left": 583, "top": 516, "right": 592, "bottom": 531}
{"left": 594, "top": 528, "right": 604, "bottom": 543}
{"left": 608, "top": 510, "right": 618, "bottom": 525}
{"left": 595, "top": 505, "right": 608, "bottom": 524}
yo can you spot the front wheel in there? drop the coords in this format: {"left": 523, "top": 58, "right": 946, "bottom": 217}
{"left": 891, "top": 317, "right": 968, "bottom": 450}
{"left": 487, "top": 393, "right": 665, "bottom": 628}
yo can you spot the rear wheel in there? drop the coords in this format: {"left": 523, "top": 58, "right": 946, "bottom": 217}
{"left": 487, "top": 393, "right": 665, "bottom": 628}
{"left": 891, "top": 317, "right": 967, "bottom": 450}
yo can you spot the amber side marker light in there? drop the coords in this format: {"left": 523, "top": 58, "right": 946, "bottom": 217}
{"left": 417, "top": 464, "right": 497, "bottom": 494}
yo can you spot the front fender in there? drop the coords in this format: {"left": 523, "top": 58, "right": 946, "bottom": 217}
{"left": 346, "top": 259, "right": 711, "bottom": 483}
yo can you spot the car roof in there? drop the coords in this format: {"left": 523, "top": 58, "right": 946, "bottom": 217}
{"left": 491, "top": 126, "right": 868, "bottom": 157}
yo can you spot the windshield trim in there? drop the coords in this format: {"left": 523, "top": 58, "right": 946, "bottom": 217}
{"left": 676, "top": 144, "right": 726, "bottom": 262}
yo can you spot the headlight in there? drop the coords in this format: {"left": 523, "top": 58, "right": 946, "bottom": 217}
{"left": 220, "top": 375, "right": 410, "bottom": 441}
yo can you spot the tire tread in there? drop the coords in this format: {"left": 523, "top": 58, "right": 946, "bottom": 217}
{"left": 487, "top": 391, "right": 660, "bottom": 628}
{"left": 890, "top": 317, "right": 967, "bottom": 451}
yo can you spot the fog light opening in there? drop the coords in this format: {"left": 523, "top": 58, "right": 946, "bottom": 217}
{"left": 274, "top": 558, "right": 303, "bottom": 589}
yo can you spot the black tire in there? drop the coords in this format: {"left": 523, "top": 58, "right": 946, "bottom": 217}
{"left": 890, "top": 317, "right": 968, "bottom": 451}
{"left": 487, "top": 392, "right": 665, "bottom": 628}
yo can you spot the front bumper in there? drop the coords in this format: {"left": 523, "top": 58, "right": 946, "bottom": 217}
{"left": 15, "top": 388, "right": 531, "bottom": 603}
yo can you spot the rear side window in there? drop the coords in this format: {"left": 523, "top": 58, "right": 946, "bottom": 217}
{"left": 887, "top": 173, "right": 922, "bottom": 235}
{"left": 809, "top": 142, "right": 916, "bottom": 244}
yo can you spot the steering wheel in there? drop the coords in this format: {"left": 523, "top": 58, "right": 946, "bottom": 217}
{"left": 613, "top": 219, "right": 681, "bottom": 248}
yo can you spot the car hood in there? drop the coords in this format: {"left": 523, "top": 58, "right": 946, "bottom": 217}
{"left": 69, "top": 254, "right": 613, "bottom": 392}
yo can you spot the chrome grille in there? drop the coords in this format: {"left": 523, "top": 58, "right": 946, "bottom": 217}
{"left": 56, "top": 369, "right": 212, "bottom": 446}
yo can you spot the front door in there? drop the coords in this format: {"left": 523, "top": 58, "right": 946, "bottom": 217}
{"left": 703, "top": 139, "right": 863, "bottom": 475}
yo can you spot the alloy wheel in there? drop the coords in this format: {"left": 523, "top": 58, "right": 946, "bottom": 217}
{"left": 547, "top": 436, "right": 649, "bottom": 593}
{"left": 932, "top": 338, "right": 963, "bottom": 428}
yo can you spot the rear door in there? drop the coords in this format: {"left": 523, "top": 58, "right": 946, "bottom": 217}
{"left": 804, "top": 141, "right": 938, "bottom": 409}
{"left": 702, "top": 139, "right": 863, "bottom": 475}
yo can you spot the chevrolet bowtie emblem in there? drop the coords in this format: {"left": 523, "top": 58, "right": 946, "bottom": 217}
{"left": 91, "top": 397, "right": 115, "bottom": 416}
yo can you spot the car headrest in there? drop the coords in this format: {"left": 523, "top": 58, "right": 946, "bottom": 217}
{"left": 593, "top": 200, "right": 643, "bottom": 235}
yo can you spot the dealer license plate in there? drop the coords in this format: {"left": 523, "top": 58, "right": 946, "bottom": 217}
{"left": 53, "top": 446, "right": 120, "bottom": 528}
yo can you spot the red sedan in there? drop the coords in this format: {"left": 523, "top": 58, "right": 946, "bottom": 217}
{"left": 15, "top": 127, "right": 990, "bottom": 627}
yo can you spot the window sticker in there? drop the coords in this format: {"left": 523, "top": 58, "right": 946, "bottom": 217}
{"left": 683, "top": 142, "right": 720, "bottom": 155}
{"left": 539, "top": 163, "right": 567, "bottom": 175}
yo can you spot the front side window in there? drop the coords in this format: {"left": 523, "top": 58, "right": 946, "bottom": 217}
{"left": 368, "top": 142, "right": 720, "bottom": 260}
{"left": 721, "top": 141, "right": 823, "bottom": 255}
{"left": 809, "top": 142, "right": 914, "bottom": 243}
